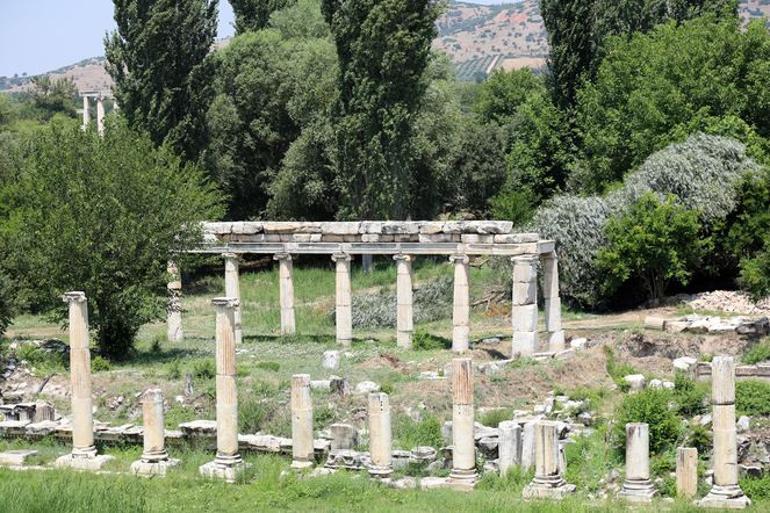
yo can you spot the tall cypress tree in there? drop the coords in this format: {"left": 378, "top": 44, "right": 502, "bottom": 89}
{"left": 321, "top": 0, "right": 439, "bottom": 219}
{"left": 105, "top": 0, "right": 217, "bottom": 162}
{"left": 230, "top": 0, "right": 296, "bottom": 33}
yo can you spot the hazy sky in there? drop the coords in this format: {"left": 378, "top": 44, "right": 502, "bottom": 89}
{"left": 0, "top": 0, "right": 512, "bottom": 78}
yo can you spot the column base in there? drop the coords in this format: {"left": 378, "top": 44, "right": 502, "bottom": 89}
{"left": 396, "top": 331, "right": 413, "bottom": 349}
{"left": 130, "top": 457, "right": 180, "bottom": 477}
{"left": 291, "top": 459, "right": 315, "bottom": 471}
{"left": 447, "top": 468, "right": 477, "bottom": 490}
{"left": 337, "top": 338, "right": 352, "bottom": 348}
{"left": 619, "top": 479, "right": 657, "bottom": 503}
{"left": 512, "top": 332, "right": 537, "bottom": 357}
{"left": 55, "top": 451, "right": 114, "bottom": 471}
{"left": 698, "top": 485, "right": 751, "bottom": 509}
{"left": 523, "top": 476, "right": 576, "bottom": 500}
{"left": 367, "top": 464, "right": 393, "bottom": 479}
{"left": 199, "top": 455, "right": 246, "bottom": 483}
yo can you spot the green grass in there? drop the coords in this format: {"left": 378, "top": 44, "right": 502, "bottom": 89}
{"left": 742, "top": 338, "right": 770, "bottom": 365}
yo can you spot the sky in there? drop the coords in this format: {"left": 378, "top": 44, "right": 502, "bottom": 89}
{"left": 0, "top": 0, "right": 513, "bottom": 78}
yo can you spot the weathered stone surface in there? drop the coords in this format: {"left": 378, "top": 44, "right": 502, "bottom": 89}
{"left": 322, "top": 350, "right": 340, "bottom": 370}
{"left": 624, "top": 374, "right": 646, "bottom": 392}
{"left": 329, "top": 423, "right": 358, "bottom": 452}
{"left": 0, "top": 449, "right": 38, "bottom": 466}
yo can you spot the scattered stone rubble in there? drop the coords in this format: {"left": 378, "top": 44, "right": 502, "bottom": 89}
{"left": 645, "top": 314, "right": 769, "bottom": 336}
{"left": 674, "top": 290, "right": 770, "bottom": 316}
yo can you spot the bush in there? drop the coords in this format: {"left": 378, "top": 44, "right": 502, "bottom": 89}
{"left": 0, "top": 272, "right": 14, "bottom": 337}
{"left": 614, "top": 388, "right": 682, "bottom": 455}
{"left": 191, "top": 359, "right": 215, "bottom": 380}
{"left": 91, "top": 355, "right": 111, "bottom": 372}
{"left": 489, "top": 188, "right": 537, "bottom": 228}
{"left": 742, "top": 338, "right": 770, "bottom": 365}
{"left": 478, "top": 408, "right": 513, "bottom": 428}
{"left": 672, "top": 372, "right": 709, "bottom": 416}
{"left": 735, "top": 380, "right": 770, "bottom": 416}
{"left": 394, "top": 415, "right": 444, "bottom": 450}
{"left": 741, "top": 474, "right": 770, "bottom": 500}
{"left": 412, "top": 329, "right": 451, "bottom": 351}
{"left": 350, "top": 277, "right": 452, "bottom": 328}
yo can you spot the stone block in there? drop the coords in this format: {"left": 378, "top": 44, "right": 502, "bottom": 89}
{"left": 624, "top": 374, "right": 646, "bottom": 392}
{"left": 512, "top": 281, "right": 537, "bottom": 305}
{"left": 55, "top": 453, "right": 115, "bottom": 471}
{"left": 329, "top": 423, "right": 359, "bottom": 452}
{"left": 0, "top": 449, "right": 38, "bottom": 466}
{"left": 322, "top": 350, "right": 340, "bottom": 370}
{"left": 494, "top": 233, "right": 539, "bottom": 244}
{"left": 460, "top": 234, "right": 493, "bottom": 244}
{"left": 512, "top": 304, "right": 538, "bottom": 332}
{"left": 130, "top": 458, "right": 180, "bottom": 477}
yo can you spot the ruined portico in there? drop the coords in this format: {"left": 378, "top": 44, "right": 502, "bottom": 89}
{"left": 174, "top": 221, "right": 561, "bottom": 355}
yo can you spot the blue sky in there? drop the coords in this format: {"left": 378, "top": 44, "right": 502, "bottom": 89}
{"left": 0, "top": 0, "right": 514, "bottom": 77}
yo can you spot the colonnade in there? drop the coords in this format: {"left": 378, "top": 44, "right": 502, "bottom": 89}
{"left": 81, "top": 93, "right": 115, "bottom": 136}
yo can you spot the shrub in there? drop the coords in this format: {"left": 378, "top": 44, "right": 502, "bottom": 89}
{"left": 190, "top": 359, "right": 215, "bottom": 380}
{"left": 742, "top": 338, "right": 770, "bottom": 365}
{"left": 0, "top": 120, "right": 223, "bottom": 359}
{"left": 604, "top": 345, "right": 637, "bottom": 389}
{"left": 478, "top": 408, "right": 513, "bottom": 428}
{"left": 488, "top": 188, "right": 537, "bottom": 228}
{"left": 0, "top": 272, "right": 14, "bottom": 337}
{"left": 350, "top": 277, "right": 452, "bottom": 328}
{"left": 672, "top": 372, "right": 709, "bottom": 416}
{"left": 412, "top": 329, "right": 451, "bottom": 351}
{"left": 239, "top": 381, "right": 281, "bottom": 434}
{"left": 91, "top": 356, "right": 111, "bottom": 372}
{"left": 614, "top": 388, "right": 682, "bottom": 455}
{"left": 735, "top": 380, "right": 770, "bottom": 416}
{"left": 394, "top": 415, "right": 444, "bottom": 450}
{"left": 741, "top": 474, "right": 770, "bottom": 500}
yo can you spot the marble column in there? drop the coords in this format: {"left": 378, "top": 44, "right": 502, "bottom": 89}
{"left": 512, "top": 255, "right": 538, "bottom": 357}
{"left": 291, "top": 374, "right": 314, "bottom": 469}
{"left": 450, "top": 254, "right": 470, "bottom": 353}
{"left": 166, "top": 260, "right": 184, "bottom": 343}
{"left": 81, "top": 96, "right": 90, "bottom": 130}
{"left": 699, "top": 356, "right": 750, "bottom": 508}
{"left": 55, "top": 292, "right": 114, "bottom": 470}
{"left": 199, "top": 297, "right": 244, "bottom": 483}
{"left": 448, "top": 358, "right": 477, "bottom": 488}
{"left": 499, "top": 420, "right": 522, "bottom": 476}
{"left": 274, "top": 253, "right": 296, "bottom": 336}
{"left": 332, "top": 253, "right": 352, "bottom": 347}
{"left": 362, "top": 254, "right": 373, "bottom": 274}
{"left": 523, "top": 421, "right": 575, "bottom": 499}
{"left": 96, "top": 96, "right": 105, "bottom": 136}
{"left": 394, "top": 254, "right": 414, "bottom": 349}
{"left": 677, "top": 447, "right": 698, "bottom": 500}
{"left": 541, "top": 253, "right": 564, "bottom": 352}
{"left": 223, "top": 253, "right": 242, "bottom": 344}
{"left": 620, "top": 423, "right": 656, "bottom": 503}
{"left": 367, "top": 392, "right": 392, "bottom": 477}
{"left": 131, "top": 389, "right": 179, "bottom": 476}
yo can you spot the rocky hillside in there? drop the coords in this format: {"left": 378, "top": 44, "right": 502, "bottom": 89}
{"left": 3, "top": 0, "right": 770, "bottom": 90}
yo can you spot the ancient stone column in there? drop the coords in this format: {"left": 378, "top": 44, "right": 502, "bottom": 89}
{"left": 332, "top": 253, "right": 352, "bottom": 347}
{"left": 449, "top": 358, "right": 477, "bottom": 488}
{"left": 291, "top": 374, "right": 314, "bottom": 469}
{"left": 512, "top": 255, "right": 538, "bottom": 357}
{"left": 274, "top": 253, "right": 296, "bottom": 336}
{"left": 499, "top": 420, "right": 522, "bottom": 476}
{"left": 450, "top": 254, "right": 470, "bottom": 353}
{"left": 367, "top": 392, "right": 392, "bottom": 477}
{"left": 619, "top": 423, "right": 656, "bottom": 503}
{"left": 199, "top": 297, "right": 244, "bottom": 482}
{"left": 131, "top": 389, "right": 179, "bottom": 476}
{"left": 81, "top": 96, "right": 90, "bottom": 130}
{"left": 55, "top": 292, "right": 114, "bottom": 470}
{"left": 677, "top": 447, "right": 698, "bottom": 500}
{"left": 362, "top": 254, "right": 373, "bottom": 274}
{"left": 394, "top": 254, "right": 414, "bottom": 349}
{"left": 541, "top": 253, "right": 564, "bottom": 352}
{"left": 166, "top": 260, "right": 184, "bottom": 343}
{"left": 222, "top": 253, "right": 242, "bottom": 344}
{"left": 96, "top": 96, "right": 105, "bottom": 136}
{"left": 699, "top": 356, "right": 750, "bottom": 508}
{"left": 523, "top": 421, "right": 575, "bottom": 499}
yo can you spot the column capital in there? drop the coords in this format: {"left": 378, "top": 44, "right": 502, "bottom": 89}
{"left": 274, "top": 252, "right": 292, "bottom": 262}
{"left": 221, "top": 252, "right": 239, "bottom": 261}
{"left": 142, "top": 388, "right": 164, "bottom": 403}
{"left": 449, "top": 253, "right": 469, "bottom": 264}
{"left": 393, "top": 254, "right": 412, "bottom": 262}
{"left": 212, "top": 297, "right": 239, "bottom": 309}
{"left": 62, "top": 291, "right": 87, "bottom": 304}
{"left": 540, "top": 251, "right": 558, "bottom": 262}
{"left": 511, "top": 255, "right": 538, "bottom": 264}
{"left": 332, "top": 252, "right": 352, "bottom": 263}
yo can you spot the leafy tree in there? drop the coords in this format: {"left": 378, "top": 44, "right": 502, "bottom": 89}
{"left": 321, "top": 0, "right": 440, "bottom": 219}
{"left": 596, "top": 193, "right": 704, "bottom": 302}
{"left": 29, "top": 76, "right": 78, "bottom": 120}
{"left": 0, "top": 271, "right": 13, "bottom": 337}
{"left": 105, "top": 0, "right": 217, "bottom": 162}
{"left": 230, "top": 0, "right": 296, "bottom": 32}
{"left": 473, "top": 69, "right": 544, "bottom": 125}
{"left": 0, "top": 120, "right": 223, "bottom": 359}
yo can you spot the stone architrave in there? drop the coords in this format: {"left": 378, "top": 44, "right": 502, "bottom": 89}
{"left": 81, "top": 96, "right": 90, "bottom": 130}
{"left": 619, "top": 423, "right": 656, "bottom": 503}
{"left": 367, "top": 392, "right": 392, "bottom": 477}
{"left": 332, "top": 253, "right": 353, "bottom": 347}
{"left": 55, "top": 292, "right": 114, "bottom": 470}
{"left": 394, "top": 254, "right": 414, "bottom": 349}
{"left": 541, "top": 253, "right": 564, "bottom": 352}
{"left": 512, "top": 256, "right": 538, "bottom": 357}
{"left": 130, "top": 389, "right": 179, "bottom": 476}
{"left": 499, "top": 420, "right": 522, "bottom": 476}
{"left": 676, "top": 447, "right": 698, "bottom": 500}
{"left": 166, "top": 260, "right": 184, "bottom": 343}
{"left": 199, "top": 297, "right": 245, "bottom": 483}
{"left": 699, "top": 356, "right": 750, "bottom": 509}
{"left": 222, "top": 253, "right": 243, "bottom": 344}
{"left": 274, "top": 253, "right": 296, "bottom": 336}
{"left": 448, "top": 358, "right": 477, "bottom": 489}
{"left": 522, "top": 421, "right": 575, "bottom": 500}
{"left": 291, "top": 374, "right": 314, "bottom": 469}
{"left": 449, "top": 255, "right": 470, "bottom": 353}
{"left": 96, "top": 96, "right": 105, "bottom": 136}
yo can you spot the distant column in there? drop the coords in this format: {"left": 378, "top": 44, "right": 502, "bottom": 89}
{"left": 619, "top": 423, "right": 656, "bottom": 503}
{"left": 677, "top": 447, "right": 699, "bottom": 500}
{"left": 512, "top": 255, "right": 538, "bottom": 357}
{"left": 332, "top": 253, "right": 352, "bottom": 347}
{"left": 362, "top": 254, "right": 373, "bottom": 274}
{"left": 96, "top": 96, "right": 105, "bottom": 136}
{"left": 199, "top": 297, "right": 244, "bottom": 482}
{"left": 699, "top": 356, "right": 750, "bottom": 509}
{"left": 522, "top": 421, "right": 575, "bottom": 499}
{"left": 450, "top": 254, "right": 470, "bottom": 352}
{"left": 291, "top": 374, "right": 314, "bottom": 469}
{"left": 55, "top": 292, "right": 114, "bottom": 470}
{"left": 223, "top": 253, "right": 242, "bottom": 344}
{"left": 274, "top": 253, "right": 296, "bottom": 336}
{"left": 499, "top": 420, "right": 522, "bottom": 476}
{"left": 394, "top": 254, "right": 414, "bottom": 349}
{"left": 81, "top": 96, "right": 90, "bottom": 130}
{"left": 448, "top": 358, "right": 477, "bottom": 489}
{"left": 131, "top": 389, "right": 179, "bottom": 476}
{"left": 367, "top": 392, "right": 392, "bottom": 478}
{"left": 166, "top": 260, "right": 184, "bottom": 343}
{"left": 541, "top": 253, "right": 564, "bottom": 352}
